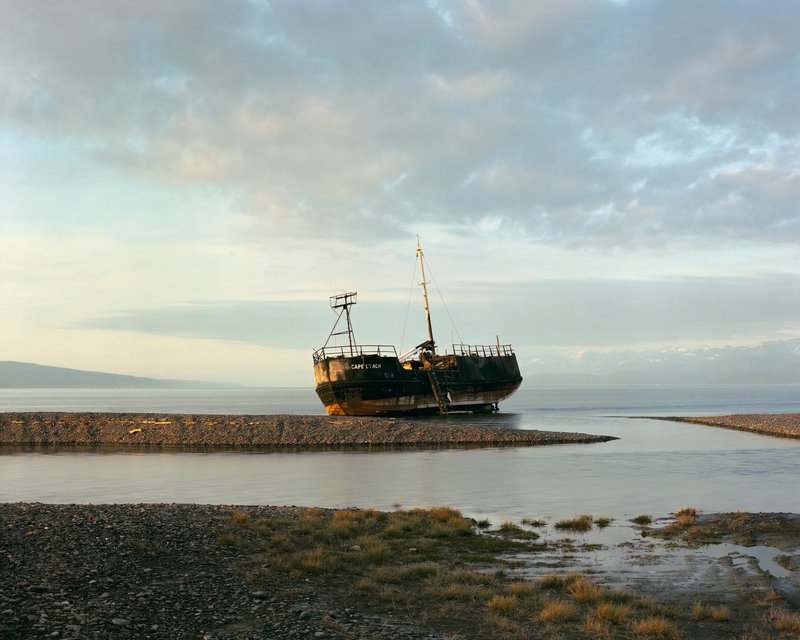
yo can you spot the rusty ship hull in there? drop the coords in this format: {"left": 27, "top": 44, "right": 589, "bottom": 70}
{"left": 313, "top": 349, "right": 523, "bottom": 416}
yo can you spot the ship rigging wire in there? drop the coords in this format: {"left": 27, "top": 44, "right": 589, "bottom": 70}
{"left": 399, "top": 257, "right": 418, "bottom": 356}
{"left": 399, "top": 242, "right": 463, "bottom": 354}
{"left": 423, "top": 255, "right": 464, "bottom": 347}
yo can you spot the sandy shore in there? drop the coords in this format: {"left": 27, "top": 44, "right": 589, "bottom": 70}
{"left": 656, "top": 412, "right": 800, "bottom": 439}
{"left": 0, "top": 412, "right": 616, "bottom": 448}
{"left": 2, "top": 503, "right": 798, "bottom": 639}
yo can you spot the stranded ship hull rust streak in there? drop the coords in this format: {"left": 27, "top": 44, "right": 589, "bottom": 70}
{"left": 312, "top": 241, "right": 523, "bottom": 416}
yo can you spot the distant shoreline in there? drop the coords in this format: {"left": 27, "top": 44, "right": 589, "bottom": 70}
{"left": 653, "top": 413, "right": 800, "bottom": 439}
{"left": 0, "top": 412, "right": 617, "bottom": 448}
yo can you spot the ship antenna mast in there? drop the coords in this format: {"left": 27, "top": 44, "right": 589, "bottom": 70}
{"left": 323, "top": 292, "right": 358, "bottom": 356}
{"left": 416, "top": 235, "right": 436, "bottom": 354}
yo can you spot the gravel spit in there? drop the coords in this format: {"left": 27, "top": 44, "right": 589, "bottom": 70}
{"left": 654, "top": 413, "right": 800, "bottom": 439}
{"left": 0, "top": 412, "right": 617, "bottom": 448}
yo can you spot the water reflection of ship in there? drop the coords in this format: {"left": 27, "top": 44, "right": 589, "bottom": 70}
{"left": 312, "top": 239, "right": 523, "bottom": 416}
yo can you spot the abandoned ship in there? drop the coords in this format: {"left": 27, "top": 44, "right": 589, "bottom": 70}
{"left": 312, "top": 240, "right": 523, "bottom": 416}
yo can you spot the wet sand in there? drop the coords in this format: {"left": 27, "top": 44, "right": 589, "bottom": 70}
{"left": 656, "top": 412, "right": 800, "bottom": 439}
{"left": 0, "top": 412, "right": 616, "bottom": 448}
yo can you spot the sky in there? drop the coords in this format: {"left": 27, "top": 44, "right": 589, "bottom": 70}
{"left": 1, "top": 0, "right": 799, "bottom": 387}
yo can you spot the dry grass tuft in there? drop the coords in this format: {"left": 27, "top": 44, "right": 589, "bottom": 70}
{"left": 326, "top": 517, "right": 359, "bottom": 539}
{"left": 385, "top": 507, "right": 474, "bottom": 539}
{"left": 675, "top": 513, "right": 695, "bottom": 527}
{"left": 709, "top": 604, "right": 731, "bottom": 621}
{"left": 631, "top": 616, "right": 678, "bottom": 638}
{"left": 283, "top": 548, "right": 337, "bottom": 574}
{"left": 425, "top": 567, "right": 496, "bottom": 602}
{"left": 583, "top": 613, "right": 612, "bottom": 638}
{"left": 538, "top": 599, "right": 578, "bottom": 623}
{"left": 596, "top": 517, "right": 614, "bottom": 528}
{"left": 771, "top": 610, "right": 800, "bottom": 633}
{"left": 505, "top": 581, "right": 536, "bottom": 598}
{"left": 270, "top": 549, "right": 339, "bottom": 574}
{"left": 231, "top": 511, "right": 249, "bottom": 523}
{"left": 686, "top": 525, "right": 718, "bottom": 541}
{"left": 631, "top": 514, "right": 653, "bottom": 526}
{"left": 753, "top": 589, "right": 783, "bottom": 607}
{"left": 269, "top": 532, "right": 292, "bottom": 552}
{"left": 692, "top": 602, "right": 704, "bottom": 621}
{"left": 217, "top": 532, "right": 244, "bottom": 547}
{"left": 353, "top": 534, "right": 389, "bottom": 561}
{"left": 497, "top": 520, "right": 540, "bottom": 540}
{"left": 486, "top": 594, "right": 518, "bottom": 614}
{"left": 567, "top": 576, "right": 605, "bottom": 602}
{"left": 521, "top": 517, "right": 547, "bottom": 527}
{"left": 596, "top": 601, "right": 630, "bottom": 623}
{"left": 554, "top": 514, "right": 594, "bottom": 532}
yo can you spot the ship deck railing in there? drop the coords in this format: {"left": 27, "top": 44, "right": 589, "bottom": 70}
{"left": 313, "top": 344, "right": 398, "bottom": 363}
{"left": 452, "top": 343, "right": 515, "bottom": 357}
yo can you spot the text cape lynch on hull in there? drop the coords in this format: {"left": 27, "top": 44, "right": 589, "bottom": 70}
{"left": 312, "top": 241, "right": 523, "bottom": 416}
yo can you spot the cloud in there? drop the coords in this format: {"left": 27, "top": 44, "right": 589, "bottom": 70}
{"left": 69, "top": 300, "right": 329, "bottom": 349}
{"left": 421, "top": 273, "right": 800, "bottom": 351}
{"left": 2, "top": 0, "right": 799, "bottom": 250}
{"left": 63, "top": 273, "right": 800, "bottom": 357}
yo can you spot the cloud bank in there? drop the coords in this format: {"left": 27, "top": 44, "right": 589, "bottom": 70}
{"left": 3, "top": 0, "right": 799, "bottom": 247}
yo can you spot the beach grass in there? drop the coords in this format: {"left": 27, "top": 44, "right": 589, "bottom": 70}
{"left": 538, "top": 599, "right": 579, "bottom": 622}
{"left": 771, "top": 610, "right": 800, "bottom": 633}
{"left": 521, "top": 517, "right": 547, "bottom": 527}
{"left": 554, "top": 514, "right": 594, "bottom": 532}
{"left": 631, "top": 616, "right": 679, "bottom": 637}
{"left": 219, "top": 506, "right": 800, "bottom": 639}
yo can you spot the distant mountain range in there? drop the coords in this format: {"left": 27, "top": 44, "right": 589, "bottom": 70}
{"left": 0, "top": 361, "right": 235, "bottom": 389}
{"left": 523, "top": 339, "right": 800, "bottom": 386}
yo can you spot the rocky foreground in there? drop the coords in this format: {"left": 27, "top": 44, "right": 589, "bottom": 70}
{"left": 0, "top": 412, "right": 616, "bottom": 448}
{"left": 3, "top": 503, "right": 799, "bottom": 640}
{"left": 1, "top": 503, "right": 382, "bottom": 640}
{"left": 659, "top": 412, "right": 800, "bottom": 439}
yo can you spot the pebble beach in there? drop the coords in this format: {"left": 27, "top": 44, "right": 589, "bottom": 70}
{"left": 0, "top": 412, "right": 616, "bottom": 448}
{"left": 658, "top": 412, "right": 800, "bottom": 439}
{"left": 1, "top": 503, "right": 402, "bottom": 640}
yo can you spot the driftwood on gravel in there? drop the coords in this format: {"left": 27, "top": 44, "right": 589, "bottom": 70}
{"left": 0, "top": 412, "right": 617, "bottom": 448}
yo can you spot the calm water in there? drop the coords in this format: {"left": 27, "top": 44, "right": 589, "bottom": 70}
{"left": 1, "top": 385, "right": 799, "bottom": 523}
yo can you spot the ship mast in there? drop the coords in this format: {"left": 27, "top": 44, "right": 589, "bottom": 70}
{"left": 416, "top": 235, "right": 436, "bottom": 354}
